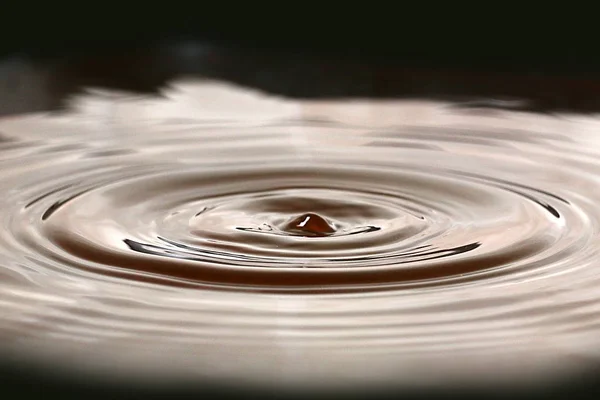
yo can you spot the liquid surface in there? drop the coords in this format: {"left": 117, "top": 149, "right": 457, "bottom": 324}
{"left": 1, "top": 81, "right": 600, "bottom": 388}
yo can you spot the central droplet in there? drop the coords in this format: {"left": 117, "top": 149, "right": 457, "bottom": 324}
{"left": 282, "top": 213, "right": 336, "bottom": 237}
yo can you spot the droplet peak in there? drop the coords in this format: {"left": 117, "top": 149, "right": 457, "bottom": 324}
{"left": 282, "top": 213, "right": 336, "bottom": 237}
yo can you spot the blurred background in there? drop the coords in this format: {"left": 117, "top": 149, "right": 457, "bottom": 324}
{"left": 1, "top": 18, "right": 599, "bottom": 116}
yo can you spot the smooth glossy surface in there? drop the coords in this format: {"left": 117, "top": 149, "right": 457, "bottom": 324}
{"left": 1, "top": 81, "right": 600, "bottom": 389}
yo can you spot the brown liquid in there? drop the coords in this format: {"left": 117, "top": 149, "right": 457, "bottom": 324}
{"left": 283, "top": 213, "right": 336, "bottom": 237}
{"left": 0, "top": 80, "right": 599, "bottom": 389}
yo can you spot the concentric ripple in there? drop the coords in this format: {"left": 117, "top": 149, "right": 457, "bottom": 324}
{"left": 1, "top": 81, "right": 600, "bottom": 389}
{"left": 23, "top": 164, "right": 577, "bottom": 292}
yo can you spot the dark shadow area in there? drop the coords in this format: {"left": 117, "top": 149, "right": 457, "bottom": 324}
{"left": 1, "top": 40, "right": 600, "bottom": 117}
{"left": 3, "top": 355, "right": 600, "bottom": 400}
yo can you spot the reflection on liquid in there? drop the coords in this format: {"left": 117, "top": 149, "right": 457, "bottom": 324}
{"left": 1, "top": 79, "right": 600, "bottom": 392}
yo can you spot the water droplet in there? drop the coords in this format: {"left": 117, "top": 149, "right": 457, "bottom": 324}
{"left": 282, "top": 213, "right": 336, "bottom": 237}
